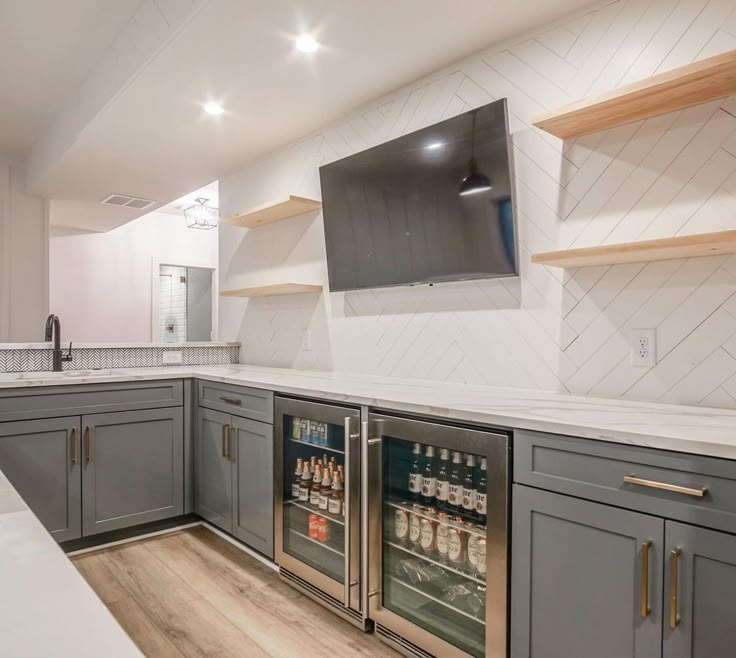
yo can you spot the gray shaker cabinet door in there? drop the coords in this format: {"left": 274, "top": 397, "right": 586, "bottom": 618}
{"left": 664, "top": 521, "right": 736, "bottom": 658}
{"left": 231, "top": 415, "right": 274, "bottom": 558}
{"left": 194, "top": 407, "right": 233, "bottom": 532}
{"left": 512, "top": 485, "right": 664, "bottom": 658}
{"left": 82, "top": 408, "right": 183, "bottom": 536}
{"left": 0, "top": 417, "right": 82, "bottom": 542}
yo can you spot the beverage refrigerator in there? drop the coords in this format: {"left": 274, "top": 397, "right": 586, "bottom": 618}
{"left": 365, "top": 413, "right": 509, "bottom": 658}
{"left": 274, "top": 396, "right": 367, "bottom": 628}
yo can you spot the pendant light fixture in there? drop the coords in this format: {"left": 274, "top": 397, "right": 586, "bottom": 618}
{"left": 183, "top": 197, "right": 218, "bottom": 230}
{"left": 459, "top": 110, "right": 492, "bottom": 196}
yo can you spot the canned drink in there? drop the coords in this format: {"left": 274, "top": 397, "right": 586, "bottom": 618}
{"left": 420, "top": 515, "right": 437, "bottom": 556}
{"left": 308, "top": 514, "right": 319, "bottom": 540}
{"left": 466, "top": 523, "right": 480, "bottom": 572}
{"left": 394, "top": 506, "right": 410, "bottom": 544}
{"left": 436, "top": 512, "right": 450, "bottom": 563}
{"left": 447, "top": 524, "right": 467, "bottom": 568}
{"left": 476, "top": 537, "right": 487, "bottom": 578}
{"left": 409, "top": 504, "right": 423, "bottom": 548}
{"left": 317, "top": 517, "right": 330, "bottom": 542}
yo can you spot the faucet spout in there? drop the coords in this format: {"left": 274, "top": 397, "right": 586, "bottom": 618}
{"left": 44, "top": 314, "right": 73, "bottom": 372}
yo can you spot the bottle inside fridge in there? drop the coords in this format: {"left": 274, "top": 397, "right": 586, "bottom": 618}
{"left": 382, "top": 437, "right": 488, "bottom": 658}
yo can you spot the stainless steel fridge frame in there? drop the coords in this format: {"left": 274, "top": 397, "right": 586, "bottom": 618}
{"left": 274, "top": 396, "right": 366, "bottom": 628}
{"left": 364, "top": 413, "right": 509, "bottom": 658}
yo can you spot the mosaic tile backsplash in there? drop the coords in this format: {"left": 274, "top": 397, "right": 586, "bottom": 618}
{"left": 0, "top": 345, "right": 239, "bottom": 373}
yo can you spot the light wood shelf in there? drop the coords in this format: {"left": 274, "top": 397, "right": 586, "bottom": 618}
{"left": 223, "top": 195, "right": 321, "bottom": 229}
{"left": 531, "top": 230, "right": 736, "bottom": 269}
{"left": 533, "top": 50, "right": 736, "bottom": 139}
{"left": 220, "top": 283, "right": 323, "bottom": 298}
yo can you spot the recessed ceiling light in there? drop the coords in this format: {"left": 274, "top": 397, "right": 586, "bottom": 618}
{"left": 204, "top": 101, "right": 225, "bottom": 116}
{"left": 295, "top": 34, "right": 319, "bottom": 53}
{"left": 426, "top": 141, "right": 444, "bottom": 150}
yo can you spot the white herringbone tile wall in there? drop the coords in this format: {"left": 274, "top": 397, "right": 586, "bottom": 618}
{"left": 219, "top": 0, "right": 736, "bottom": 409}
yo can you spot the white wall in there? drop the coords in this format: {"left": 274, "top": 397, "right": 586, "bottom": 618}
{"left": 50, "top": 210, "right": 218, "bottom": 342}
{"left": 220, "top": 0, "right": 736, "bottom": 409}
{"left": 0, "top": 159, "right": 48, "bottom": 342}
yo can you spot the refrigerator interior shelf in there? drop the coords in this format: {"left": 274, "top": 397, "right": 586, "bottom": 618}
{"left": 388, "top": 576, "right": 486, "bottom": 626}
{"left": 290, "top": 528, "right": 345, "bottom": 557}
{"left": 385, "top": 540, "right": 485, "bottom": 586}
{"left": 285, "top": 498, "right": 346, "bottom": 526}
{"left": 386, "top": 499, "right": 487, "bottom": 539}
{"left": 288, "top": 437, "right": 344, "bottom": 455}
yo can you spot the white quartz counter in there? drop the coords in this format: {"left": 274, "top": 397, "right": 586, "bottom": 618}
{"left": 2, "top": 364, "right": 736, "bottom": 459}
{"left": 0, "top": 470, "right": 141, "bottom": 657}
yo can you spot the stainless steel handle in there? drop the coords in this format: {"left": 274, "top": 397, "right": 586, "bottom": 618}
{"left": 222, "top": 424, "right": 229, "bottom": 458}
{"left": 220, "top": 396, "right": 242, "bottom": 406}
{"left": 344, "top": 416, "right": 351, "bottom": 608}
{"left": 624, "top": 475, "right": 707, "bottom": 498}
{"left": 640, "top": 540, "right": 652, "bottom": 619}
{"left": 366, "top": 426, "right": 383, "bottom": 609}
{"left": 361, "top": 420, "right": 369, "bottom": 616}
{"left": 70, "top": 427, "right": 79, "bottom": 465}
{"left": 670, "top": 548, "right": 681, "bottom": 629}
{"left": 85, "top": 426, "right": 93, "bottom": 464}
{"left": 229, "top": 425, "right": 236, "bottom": 463}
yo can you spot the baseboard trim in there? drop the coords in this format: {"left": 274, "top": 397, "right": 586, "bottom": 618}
{"left": 66, "top": 521, "right": 203, "bottom": 557}
{"left": 200, "top": 522, "right": 278, "bottom": 572}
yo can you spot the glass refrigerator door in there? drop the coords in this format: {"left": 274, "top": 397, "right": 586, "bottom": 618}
{"left": 281, "top": 413, "right": 347, "bottom": 583}
{"left": 367, "top": 415, "right": 508, "bottom": 658}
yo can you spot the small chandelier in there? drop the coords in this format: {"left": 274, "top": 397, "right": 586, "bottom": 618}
{"left": 183, "top": 197, "right": 218, "bottom": 230}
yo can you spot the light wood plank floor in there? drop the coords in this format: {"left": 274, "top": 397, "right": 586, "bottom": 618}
{"left": 72, "top": 526, "right": 400, "bottom": 658}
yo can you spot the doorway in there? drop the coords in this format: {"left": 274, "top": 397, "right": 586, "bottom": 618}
{"left": 155, "top": 264, "right": 216, "bottom": 342}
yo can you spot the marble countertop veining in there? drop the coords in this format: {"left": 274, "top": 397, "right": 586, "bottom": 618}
{"left": 0, "top": 469, "right": 142, "bottom": 657}
{"left": 2, "top": 364, "right": 736, "bottom": 459}
{"left": 0, "top": 341, "right": 240, "bottom": 349}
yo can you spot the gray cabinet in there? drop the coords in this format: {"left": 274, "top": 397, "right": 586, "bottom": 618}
{"left": 195, "top": 407, "right": 233, "bottom": 531}
{"left": 0, "top": 417, "right": 82, "bottom": 542}
{"left": 663, "top": 522, "right": 736, "bottom": 658}
{"left": 512, "top": 485, "right": 664, "bottom": 658}
{"left": 231, "top": 414, "right": 273, "bottom": 557}
{"left": 82, "top": 407, "right": 184, "bottom": 536}
{"left": 194, "top": 407, "right": 274, "bottom": 558}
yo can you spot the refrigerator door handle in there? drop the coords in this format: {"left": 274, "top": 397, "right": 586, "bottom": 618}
{"left": 344, "top": 415, "right": 352, "bottom": 608}
{"left": 366, "top": 422, "right": 383, "bottom": 614}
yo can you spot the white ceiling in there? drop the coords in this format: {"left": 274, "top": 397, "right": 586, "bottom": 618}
{"left": 11, "top": 0, "right": 596, "bottom": 230}
{"left": 0, "top": 0, "right": 140, "bottom": 156}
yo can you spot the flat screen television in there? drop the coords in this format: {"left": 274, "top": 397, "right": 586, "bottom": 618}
{"left": 319, "top": 98, "right": 517, "bottom": 292}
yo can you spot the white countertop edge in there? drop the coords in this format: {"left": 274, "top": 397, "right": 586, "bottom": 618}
{"left": 0, "top": 342, "right": 240, "bottom": 349}
{"left": 1, "top": 364, "right": 735, "bottom": 459}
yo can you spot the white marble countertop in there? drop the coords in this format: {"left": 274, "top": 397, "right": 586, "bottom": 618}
{"left": 2, "top": 364, "right": 736, "bottom": 459}
{"left": 0, "top": 470, "right": 141, "bottom": 657}
{"left": 0, "top": 341, "right": 239, "bottom": 349}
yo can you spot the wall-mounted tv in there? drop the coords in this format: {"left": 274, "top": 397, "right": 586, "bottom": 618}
{"left": 319, "top": 98, "right": 517, "bottom": 292}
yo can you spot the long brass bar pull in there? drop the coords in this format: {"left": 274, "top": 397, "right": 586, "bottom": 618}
{"left": 670, "top": 548, "right": 682, "bottom": 629}
{"left": 229, "top": 426, "right": 236, "bottom": 463}
{"left": 222, "top": 425, "right": 230, "bottom": 458}
{"left": 624, "top": 475, "right": 707, "bottom": 498}
{"left": 71, "top": 427, "right": 79, "bottom": 465}
{"left": 641, "top": 540, "right": 652, "bottom": 618}
{"left": 85, "top": 426, "right": 93, "bottom": 463}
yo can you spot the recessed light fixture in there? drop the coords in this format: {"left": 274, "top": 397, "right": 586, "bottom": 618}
{"left": 426, "top": 141, "right": 444, "bottom": 150}
{"left": 204, "top": 101, "right": 225, "bottom": 116}
{"left": 295, "top": 34, "right": 319, "bottom": 53}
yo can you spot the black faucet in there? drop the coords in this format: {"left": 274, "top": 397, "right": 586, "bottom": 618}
{"left": 44, "top": 314, "right": 73, "bottom": 372}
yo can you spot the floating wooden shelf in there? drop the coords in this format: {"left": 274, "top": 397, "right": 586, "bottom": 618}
{"left": 532, "top": 230, "right": 736, "bottom": 269}
{"left": 223, "top": 195, "right": 321, "bottom": 228}
{"left": 220, "top": 283, "right": 323, "bottom": 297}
{"left": 533, "top": 50, "right": 736, "bottom": 139}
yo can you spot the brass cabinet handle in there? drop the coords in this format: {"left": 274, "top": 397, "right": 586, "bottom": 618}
{"left": 624, "top": 475, "right": 708, "bottom": 498}
{"left": 222, "top": 424, "right": 230, "bottom": 458}
{"left": 85, "top": 426, "right": 93, "bottom": 463}
{"left": 220, "top": 396, "right": 242, "bottom": 406}
{"left": 641, "top": 540, "right": 652, "bottom": 618}
{"left": 229, "top": 426, "right": 236, "bottom": 463}
{"left": 71, "top": 427, "right": 79, "bottom": 465}
{"left": 670, "top": 548, "right": 682, "bottom": 629}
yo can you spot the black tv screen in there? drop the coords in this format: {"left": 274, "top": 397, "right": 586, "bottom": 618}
{"left": 319, "top": 98, "right": 517, "bottom": 292}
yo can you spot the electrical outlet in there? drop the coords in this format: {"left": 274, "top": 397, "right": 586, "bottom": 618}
{"left": 630, "top": 329, "right": 656, "bottom": 367}
{"left": 163, "top": 350, "right": 183, "bottom": 365}
{"left": 302, "top": 330, "right": 312, "bottom": 351}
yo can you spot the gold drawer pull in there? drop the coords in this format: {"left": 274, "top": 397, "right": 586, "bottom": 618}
{"left": 670, "top": 548, "right": 681, "bottom": 629}
{"left": 640, "top": 540, "right": 652, "bottom": 619}
{"left": 624, "top": 475, "right": 707, "bottom": 498}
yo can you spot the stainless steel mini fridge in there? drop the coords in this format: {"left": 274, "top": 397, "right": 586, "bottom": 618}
{"left": 365, "top": 413, "right": 509, "bottom": 658}
{"left": 274, "top": 396, "right": 366, "bottom": 628}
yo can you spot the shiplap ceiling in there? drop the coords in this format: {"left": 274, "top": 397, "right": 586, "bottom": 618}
{"left": 23, "top": 0, "right": 596, "bottom": 230}
{"left": 0, "top": 0, "right": 139, "bottom": 155}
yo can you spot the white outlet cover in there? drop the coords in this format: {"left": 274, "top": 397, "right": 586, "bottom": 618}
{"left": 630, "top": 329, "right": 656, "bottom": 367}
{"left": 163, "top": 351, "right": 183, "bottom": 364}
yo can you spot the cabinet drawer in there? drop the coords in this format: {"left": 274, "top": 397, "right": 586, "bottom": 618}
{"left": 515, "top": 429, "right": 736, "bottom": 535}
{"left": 198, "top": 380, "right": 273, "bottom": 424}
{"left": 0, "top": 380, "right": 183, "bottom": 422}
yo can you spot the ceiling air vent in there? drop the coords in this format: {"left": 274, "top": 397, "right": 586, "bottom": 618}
{"left": 100, "top": 194, "right": 156, "bottom": 210}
